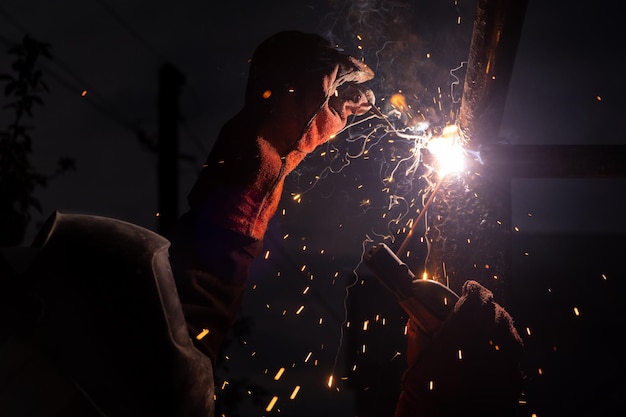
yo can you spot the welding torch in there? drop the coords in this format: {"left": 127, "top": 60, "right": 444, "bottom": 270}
{"left": 352, "top": 86, "right": 458, "bottom": 334}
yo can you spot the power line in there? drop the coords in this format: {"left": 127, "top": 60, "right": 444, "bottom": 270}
{"left": 1, "top": 2, "right": 208, "bottom": 157}
{"left": 0, "top": 4, "right": 30, "bottom": 35}
{"left": 92, "top": 0, "right": 208, "bottom": 154}
{"left": 0, "top": 5, "right": 142, "bottom": 134}
{"left": 92, "top": 0, "right": 167, "bottom": 63}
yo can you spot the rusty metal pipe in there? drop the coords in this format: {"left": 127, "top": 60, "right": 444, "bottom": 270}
{"left": 458, "top": 0, "right": 528, "bottom": 146}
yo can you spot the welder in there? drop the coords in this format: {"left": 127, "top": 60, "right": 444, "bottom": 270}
{"left": 169, "top": 30, "right": 375, "bottom": 364}
{"left": 0, "top": 30, "right": 522, "bottom": 417}
{"left": 170, "top": 30, "right": 524, "bottom": 417}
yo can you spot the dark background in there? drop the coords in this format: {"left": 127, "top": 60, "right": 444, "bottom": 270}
{"left": 1, "top": 0, "right": 625, "bottom": 416}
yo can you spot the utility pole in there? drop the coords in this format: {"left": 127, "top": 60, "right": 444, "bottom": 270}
{"left": 157, "top": 62, "right": 186, "bottom": 238}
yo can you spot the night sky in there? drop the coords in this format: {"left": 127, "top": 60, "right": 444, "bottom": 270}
{"left": 1, "top": 0, "right": 625, "bottom": 416}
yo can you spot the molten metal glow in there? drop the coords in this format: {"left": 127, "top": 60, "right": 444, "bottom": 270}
{"left": 426, "top": 124, "right": 465, "bottom": 175}
{"left": 390, "top": 93, "right": 407, "bottom": 111}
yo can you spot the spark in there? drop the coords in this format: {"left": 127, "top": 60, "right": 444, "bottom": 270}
{"left": 265, "top": 396, "right": 278, "bottom": 412}
{"left": 195, "top": 329, "right": 209, "bottom": 340}
{"left": 290, "top": 386, "right": 301, "bottom": 399}
{"left": 274, "top": 367, "right": 285, "bottom": 380}
{"left": 390, "top": 93, "right": 407, "bottom": 111}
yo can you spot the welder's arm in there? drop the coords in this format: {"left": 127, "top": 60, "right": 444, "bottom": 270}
{"left": 169, "top": 32, "right": 375, "bottom": 362}
{"left": 395, "top": 280, "right": 524, "bottom": 417}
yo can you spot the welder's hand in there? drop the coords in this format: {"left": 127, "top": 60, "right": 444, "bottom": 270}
{"left": 246, "top": 31, "right": 375, "bottom": 156}
{"left": 172, "top": 31, "right": 376, "bottom": 362}
{"left": 186, "top": 31, "right": 375, "bottom": 241}
{"left": 395, "top": 280, "right": 524, "bottom": 417}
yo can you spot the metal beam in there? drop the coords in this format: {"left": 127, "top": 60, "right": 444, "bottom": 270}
{"left": 458, "top": 0, "right": 529, "bottom": 145}
{"left": 480, "top": 144, "right": 626, "bottom": 178}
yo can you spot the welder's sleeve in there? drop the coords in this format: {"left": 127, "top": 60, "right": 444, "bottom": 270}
{"left": 169, "top": 31, "right": 375, "bottom": 362}
{"left": 395, "top": 280, "right": 524, "bottom": 417}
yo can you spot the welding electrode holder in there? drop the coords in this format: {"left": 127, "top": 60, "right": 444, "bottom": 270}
{"left": 364, "top": 243, "right": 460, "bottom": 336}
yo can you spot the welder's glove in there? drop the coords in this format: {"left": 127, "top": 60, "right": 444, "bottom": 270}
{"left": 188, "top": 30, "right": 375, "bottom": 242}
{"left": 395, "top": 280, "right": 524, "bottom": 417}
{"left": 170, "top": 31, "right": 374, "bottom": 361}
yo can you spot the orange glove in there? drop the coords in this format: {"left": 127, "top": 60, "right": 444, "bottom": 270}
{"left": 171, "top": 31, "right": 374, "bottom": 361}
{"left": 395, "top": 280, "right": 524, "bottom": 417}
{"left": 188, "top": 30, "right": 375, "bottom": 241}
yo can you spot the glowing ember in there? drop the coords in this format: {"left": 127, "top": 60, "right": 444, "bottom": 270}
{"left": 390, "top": 93, "right": 407, "bottom": 111}
{"left": 274, "top": 367, "right": 285, "bottom": 380}
{"left": 290, "top": 386, "right": 301, "bottom": 399}
{"left": 265, "top": 396, "right": 278, "bottom": 412}
{"left": 195, "top": 328, "right": 209, "bottom": 340}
